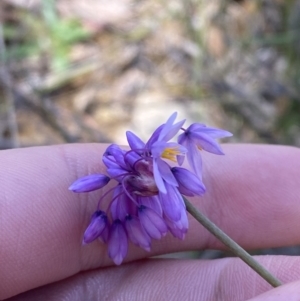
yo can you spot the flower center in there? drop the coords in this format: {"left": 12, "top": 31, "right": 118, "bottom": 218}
{"left": 161, "top": 147, "right": 181, "bottom": 162}
{"left": 125, "top": 159, "right": 158, "bottom": 197}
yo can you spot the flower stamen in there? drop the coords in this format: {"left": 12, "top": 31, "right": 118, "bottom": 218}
{"left": 161, "top": 147, "right": 182, "bottom": 162}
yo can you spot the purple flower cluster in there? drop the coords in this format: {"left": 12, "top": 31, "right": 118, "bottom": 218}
{"left": 69, "top": 112, "right": 232, "bottom": 265}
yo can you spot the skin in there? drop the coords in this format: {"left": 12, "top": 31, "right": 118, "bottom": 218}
{"left": 1, "top": 144, "right": 300, "bottom": 300}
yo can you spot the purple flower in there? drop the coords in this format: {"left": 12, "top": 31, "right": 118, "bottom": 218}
{"left": 69, "top": 174, "right": 110, "bottom": 192}
{"left": 110, "top": 186, "right": 134, "bottom": 221}
{"left": 165, "top": 209, "right": 188, "bottom": 240}
{"left": 108, "top": 220, "right": 128, "bottom": 265}
{"left": 138, "top": 205, "right": 168, "bottom": 239}
{"left": 125, "top": 215, "right": 151, "bottom": 251}
{"left": 83, "top": 211, "right": 109, "bottom": 244}
{"left": 159, "top": 182, "right": 185, "bottom": 222}
{"left": 172, "top": 167, "right": 206, "bottom": 196}
{"left": 146, "top": 113, "right": 187, "bottom": 194}
{"left": 138, "top": 195, "right": 162, "bottom": 216}
{"left": 178, "top": 123, "right": 232, "bottom": 178}
{"left": 69, "top": 112, "right": 231, "bottom": 265}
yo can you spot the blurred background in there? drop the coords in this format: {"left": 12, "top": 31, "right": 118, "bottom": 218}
{"left": 1, "top": 0, "right": 300, "bottom": 257}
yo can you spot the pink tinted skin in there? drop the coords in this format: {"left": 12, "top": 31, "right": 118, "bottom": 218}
{"left": 1, "top": 144, "right": 300, "bottom": 300}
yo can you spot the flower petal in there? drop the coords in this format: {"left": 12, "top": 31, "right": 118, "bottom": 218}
{"left": 190, "top": 132, "right": 225, "bottom": 155}
{"left": 157, "top": 158, "right": 178, "bottom": 187}
{"left": 107, "top": 168, "right": 127, "bottom": 180}
{"left": 102, "top": 155, "right": 119, "bottom": 169}
{"left": 165, "top": 209, "right": 189, "bottom": 240}
{"left": 83, "top": 211, "right": 108, "bottom": 244}
{"left": 108, "top": 144, "right": 128, "bottom": 169}
{"left": 177, "top": 131, "right": 187, "bottom": 146}
{"left": 158, "top": 112, "right": 178, "bottom": 141}
{"left": 126, "top": 131, "right": 146, "bottom": 150}
{"left": 188, "top": 123, "right": 233, "bottom": 138}
{"left": 138, "top": 206, "right": 168, "bottom": 239}
{"left": 159, "top": 184, "right": 184, "bottom": 222}
{"left": 138, "top": 196, "right": 163, "bottom": 216}
{"left": 124, "top": 151, "right": 141, "bottom": 168}
{"left": 146, "top": 124, "right": 164, "bottom": 148}
{"left": 98, "top": 223, "right": 110, "bottom": 243}
{"left": 153, "top": 159, "right": 166, "bottom": 194}
{"left": 176, "top": 155, "right": 185, "bottom": 166}
{"left": 185, "top": 140, "right": 203, "bottom": 180}
{"left": 151, "top": 140, "right": 166, "bottom": 158}
{"left": 108, "top": 220, "right": 128, "bottom": 265}
{"left": 110, "top": 185, "right": 137, "bottom": 221}
{"left": 125, "top": 215, "right": 151, "bottom": 251}
{"left": 161, "top": 119, "right": 186, "bottom": 142}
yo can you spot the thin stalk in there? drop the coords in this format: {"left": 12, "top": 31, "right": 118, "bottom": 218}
{"left": 183, "top": 196, "right": 282, "bottom": 288}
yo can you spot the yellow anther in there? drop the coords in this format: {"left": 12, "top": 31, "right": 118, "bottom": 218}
{"left": 161, "top": 147, "right": 181, "bottom": 162}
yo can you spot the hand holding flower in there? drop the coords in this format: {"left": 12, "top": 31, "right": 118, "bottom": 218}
{"left": 1, "top": 127, "right": 300, "bottom": 300}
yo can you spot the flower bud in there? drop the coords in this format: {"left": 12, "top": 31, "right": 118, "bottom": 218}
{"left": 69, "top": 174, "right": 110, "bottom": 193}
{"left": 138, "top": 205, "right": 167, "bottom": 239}
{"left": 83, "top": 211, "right": 108, "bottom": 244}
{"left": 108, "top": 220, "right": 128, "bottom": 265}
{"left": 125, "top": 215, "right": 151, "bottom": 252}
{"left": 171, "top": 167, "right": 206, "bottom": 196}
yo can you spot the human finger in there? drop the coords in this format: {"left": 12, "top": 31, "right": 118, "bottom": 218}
{"left": 7, "top": 256, "right": 300, "bottom": 301}
{"left": 1, "top": 144, "right": 300, "bottom": 299}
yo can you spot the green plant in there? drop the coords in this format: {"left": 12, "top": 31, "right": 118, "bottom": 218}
{"left": 4, "top": 0, "right": 90, "bottom": 72}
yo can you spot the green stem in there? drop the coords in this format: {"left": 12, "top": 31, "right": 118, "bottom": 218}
{"left": 183, "top": 197, "right": 282, "bottom": 288}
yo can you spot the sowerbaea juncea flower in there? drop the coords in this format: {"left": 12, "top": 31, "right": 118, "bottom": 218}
{"left": 178, "top": 123, "right": 232, "bottom": 179}
{"left": 69, "top": 112, "right": 232, "bottom": 265}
